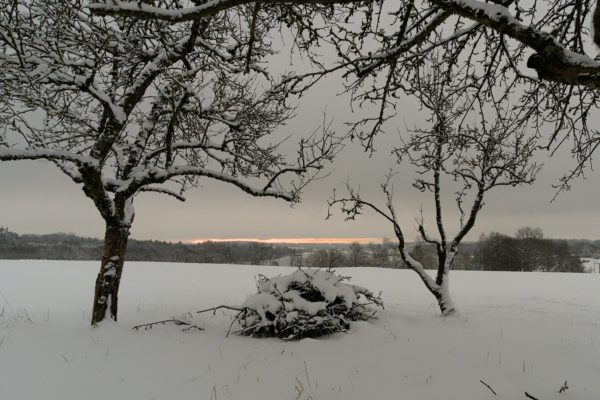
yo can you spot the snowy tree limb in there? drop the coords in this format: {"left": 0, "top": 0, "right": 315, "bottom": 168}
{"left": 88, "top": 0, "right": 355, "bottom": 22}
{"left": 0, "top": 148, "right": 97, "bottom": 167}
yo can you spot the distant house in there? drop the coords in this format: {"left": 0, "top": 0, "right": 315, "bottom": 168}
{"left": 581, "top": 258, "right": 600, "bottom": 273}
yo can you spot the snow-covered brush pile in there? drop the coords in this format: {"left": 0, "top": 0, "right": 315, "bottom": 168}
{"left": 230, "top": 269, "right": 384, "bottom": 340}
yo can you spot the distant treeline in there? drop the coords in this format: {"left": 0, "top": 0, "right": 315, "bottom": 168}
{"left": 0, "top": 227, "right": 294, "bottom": 265}
{"left": 1, "top": 226, "right": 596, "bottom": 271}
{"left": 293, "top": 227, "right": 593, "bottom": 272}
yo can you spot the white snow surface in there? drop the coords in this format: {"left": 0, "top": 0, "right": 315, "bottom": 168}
{"left": 241, "top": 292, "right": 281, "bottom": 320}
{"left": 1, "top": 260, "right": 599, "bottom": 400}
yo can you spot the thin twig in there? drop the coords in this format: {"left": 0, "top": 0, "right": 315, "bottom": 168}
{"left": 480, "top": 380, "right": 497, "bottom": 395}
{"left": 558, "top": 380, "right": 569, "bottom": 393}
{"left": 196, "top": 305, "right": 244, "bottom": 315}
{"left": 132, "top": 318, "right": 203, "bottom": 331}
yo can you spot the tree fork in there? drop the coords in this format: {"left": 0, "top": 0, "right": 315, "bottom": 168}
{"left": 91, "top": 223, "right": 130, "bottom": 325}
{"left": 411, "top": 263, "right": 458, "bottom": 317}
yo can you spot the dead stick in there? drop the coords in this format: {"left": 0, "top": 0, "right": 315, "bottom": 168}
{"left": 525, "top": 392, "right": 541, "bottom": 400}
{"left": 132, "top": 318, "right": 203, "bottom": 331}
{"left": 196, "top": 305, "right": 244, "bottom": 315}
{"left": 480, "top": 380, "right": 497, "bottom": 395}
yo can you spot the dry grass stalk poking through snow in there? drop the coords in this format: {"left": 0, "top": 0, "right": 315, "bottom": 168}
{"left": 223, "top": 269, "right": 383, "bottom": 340}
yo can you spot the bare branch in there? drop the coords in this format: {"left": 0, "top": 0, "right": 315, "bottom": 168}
{"left": 88, "top": 0, "right": 355, "bottom": 21}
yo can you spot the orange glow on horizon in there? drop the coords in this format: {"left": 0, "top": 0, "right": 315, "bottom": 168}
{"left": 186, "top": 237, "right": 382, "bottom": 245}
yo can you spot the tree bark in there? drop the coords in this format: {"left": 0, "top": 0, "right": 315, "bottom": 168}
{"left": 91, "top": 223, "right": 130, "bottom": 325}
{"left": 434, "top": 254, "right": 458, "bottom": 317}
{"left": 411, "top": 270, "right": 458, "bottom": 316}
{"left": 404, "top": 259, "right": 459, "bottom": 317}
{"left": 431, "top": 282, "right": 458, "bottom": 317}
{"left": 409, "top": 254, "right": 459, "bottom": 316}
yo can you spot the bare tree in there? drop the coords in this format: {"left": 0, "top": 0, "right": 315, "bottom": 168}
{"left": 348, "top": 241, "right": 367, "bottom": 267}
{"left": 90, "top": 0, "right": 600, "bottom": 213}
{"left": 368, "top": 241, "right": 390, "bottom": 267}
{"left": 329, "top": 64, "right": 540, "bottom": 316}
{"left": 305, "top": 248, "right": 345, "bottom": 269}
{"left": 0, "top": 0, "right": 339, "bottom": 324}
{"left": 515, "top": 226, "right": 544, "bottom": 240}
{"left": 515, "top": 226, "right": 544, "bottom": 271}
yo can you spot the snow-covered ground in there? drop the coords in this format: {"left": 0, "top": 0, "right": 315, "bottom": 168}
{"left": 1, "top": 260, "right": 599, "bottom": 400}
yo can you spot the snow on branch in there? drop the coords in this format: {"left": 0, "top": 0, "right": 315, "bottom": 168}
{"left": 431, "top": 0, "right": 600, "bottom": 87}
{"left": 329, "top": 52, "right": 539, "bottom": 315}
{"left": 328, "top": 179, "right": 440, "bottom": 293}
{"left": 87, "top": 0, "right": 600, "bottom": 179}
{"left": 1, "top": 0, "right": 340, "bottom": 229}
{"left": 88, "top": 0, "right": 354, "bottom": 22}
{"left": 138, "top": 186, "right": 186, "bottom": 202}
{"left": 0, "top": 148, "right": 97, "bottom": 167}
{"left": 356, "top": 10, "right": 453, "bottom": 78}
{"left": 118, "top": 165, "right": 298, "bottom": 202}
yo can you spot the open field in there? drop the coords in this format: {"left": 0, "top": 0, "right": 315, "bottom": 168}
{"left": 1, "top": 260, "right": 599, "bottom": 400}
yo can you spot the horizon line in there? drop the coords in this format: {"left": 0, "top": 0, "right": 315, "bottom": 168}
{"left": 186, "top": 237, "right": 384, "bottom": 245}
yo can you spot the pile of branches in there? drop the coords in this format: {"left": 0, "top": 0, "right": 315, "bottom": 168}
{"left": 225, "top": 269, "right": 383, "bottom": 340}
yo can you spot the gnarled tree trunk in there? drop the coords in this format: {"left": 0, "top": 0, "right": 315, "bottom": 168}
{"left": 91, "top": 223, "right": 130, "bottom": 325}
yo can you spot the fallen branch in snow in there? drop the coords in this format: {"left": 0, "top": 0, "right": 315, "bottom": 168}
{"left": 196, "top": 305, "right": 245, "bottom": 315}
{"left": 558, "top": 381, "right": 569, "bottom": 393}
{"left": 525, "top": 392, "right": 541, "bottom": 400}
{"left": 132, "top": 318, "right": 204, "bottom": 332}
{"left": 479, "top": 380, "right": 497, "bottom": 395}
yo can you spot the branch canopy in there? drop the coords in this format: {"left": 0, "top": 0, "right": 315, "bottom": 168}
{"left": 0, "top": 0, "right": 340, "bottom": 225}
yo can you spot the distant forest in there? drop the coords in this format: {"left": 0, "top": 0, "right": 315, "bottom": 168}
{"left": 1, "top": 226, "right": 597, "bottom": 272}
{"left": 294, "top": 227, "right": 596, "bottom": 272}
{"left": 0, "top": 227, "right": 294, "bottom": 265}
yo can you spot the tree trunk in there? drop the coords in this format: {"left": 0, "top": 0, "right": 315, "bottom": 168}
{"left": 91, "top": 223, "right": 129, "bottom": 325}
{"left": 433, "top": 253, "right": 458, "bottom": 317}
{"left": 404, "top": 255, "right": 459, "bottom": 317}
{"left": 407, "top": 263, "right": 459, "bottom": 317}
{"left": 431, "top": 282, "right": 458, "bottom": 317}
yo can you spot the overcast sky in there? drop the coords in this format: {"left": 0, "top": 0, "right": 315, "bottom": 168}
{"left": 2, "top": 68, "right": 600, "bottom": 244}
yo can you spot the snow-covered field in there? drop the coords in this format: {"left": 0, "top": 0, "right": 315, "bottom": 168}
{"left": 1, "top": 260, "right": 599, "bottom": 400}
